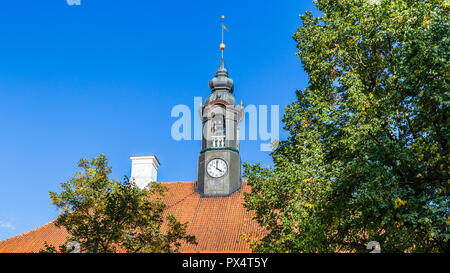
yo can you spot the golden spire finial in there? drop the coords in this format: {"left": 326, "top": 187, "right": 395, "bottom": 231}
{"left": 220, "top": 15, "right": 228, "bottom": 60}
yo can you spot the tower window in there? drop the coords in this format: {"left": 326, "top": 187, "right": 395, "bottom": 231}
{"left": 212, "top": 113, "right": 226, "bottom": 147}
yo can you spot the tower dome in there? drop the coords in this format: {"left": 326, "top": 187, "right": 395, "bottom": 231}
{"left": 208, "top": 60, "right": 234, "bottom": 93}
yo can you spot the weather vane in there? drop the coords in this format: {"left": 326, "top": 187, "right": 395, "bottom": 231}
{"left": 220, "top": 15, "right": 228, "bottom": 60}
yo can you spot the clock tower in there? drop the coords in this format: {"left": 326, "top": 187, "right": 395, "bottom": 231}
{"left": 197, "top": 19, "right": 243, "bottom": 196}
{"left": 197, "top": 59, "right": 244, "bottom": 197}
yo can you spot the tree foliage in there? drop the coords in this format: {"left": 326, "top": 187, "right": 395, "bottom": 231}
{"left": 244, "top": 0, "right": 449, "bottom": 253}
{"left": 41, "top": 154, "right": 196, "bottom": 253}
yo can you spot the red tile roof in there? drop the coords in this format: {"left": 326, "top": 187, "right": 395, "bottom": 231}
{"left": 0, "top": 181, "right": 264, "bottom": 253}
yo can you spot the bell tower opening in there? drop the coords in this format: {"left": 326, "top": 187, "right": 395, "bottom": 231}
{"left": 212, "top": 112, "right": 226, "bottom": 148}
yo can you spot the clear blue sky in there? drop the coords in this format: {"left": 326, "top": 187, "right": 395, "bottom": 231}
{"left": 0, "top": 0, "right": 318, "bottom": 240}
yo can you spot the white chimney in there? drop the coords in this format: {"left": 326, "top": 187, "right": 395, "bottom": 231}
{"left": 130, "top": 155, "right": 160, "bottom": 189}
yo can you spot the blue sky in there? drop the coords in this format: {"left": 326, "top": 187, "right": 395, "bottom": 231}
{"left": 0, "top": 0, "right": 317, "bottom": 240}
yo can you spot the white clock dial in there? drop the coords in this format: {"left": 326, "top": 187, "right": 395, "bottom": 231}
{"left": 207, "top": 158, "right": 228, "bottom": 178}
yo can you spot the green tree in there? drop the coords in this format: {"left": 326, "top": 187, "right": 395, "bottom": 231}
{"left": 41, "top": 154, "right": 196, "bottom": 253}
{"left": 244, "top": 0, "right": 449, "bottom": 253}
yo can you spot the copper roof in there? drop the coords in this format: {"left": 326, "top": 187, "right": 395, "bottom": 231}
{"left": 0, "top": 181, "right": 264, "bottom": 253}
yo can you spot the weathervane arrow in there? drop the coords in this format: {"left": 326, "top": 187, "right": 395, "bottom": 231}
{"left": 220, "top": 15, "right": 229, "bottom": 60}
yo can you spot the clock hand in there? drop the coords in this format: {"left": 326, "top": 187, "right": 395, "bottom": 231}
{"left": 213, "top": 160, "right": 225, "bottom": 173}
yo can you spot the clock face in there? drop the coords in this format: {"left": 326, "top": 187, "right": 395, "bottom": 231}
{"left": 207, "top": 158, "right": 228, "bottom": 178}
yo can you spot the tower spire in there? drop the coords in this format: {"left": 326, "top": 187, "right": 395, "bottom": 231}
{"left": 220, "top": 15, "right": 228, "bottom": 61}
